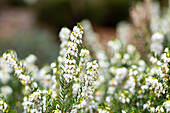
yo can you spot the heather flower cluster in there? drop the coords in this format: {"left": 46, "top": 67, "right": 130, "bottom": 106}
{"left": 80, "top": 15, "right": 169, "bottom": 112}
{"left": 22, "top": 89, "right": 48, "bottom": 113}
{"left": 82, "top": 60, "right": 98, "bottom": 99}
{"left": 58, "top": 27, "right": 71, "bottom": 65}
{"left": 61, "top": 24, "right": 83, "bottom": 82}
{"left": 141, "top": 47, "right": 170, "bottom": 113}
{"left": 0, "top": 24, "right": 99, "bottom": 113}
{"left": 0, "top": 0, "right": 170, "bottom": 112}
{"left": 3, "top": 51, "right": 38, "bottom": 92}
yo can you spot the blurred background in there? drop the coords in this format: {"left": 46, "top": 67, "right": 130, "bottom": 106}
{"left": 0, "top": 0, "right": 168, "bottom": 66}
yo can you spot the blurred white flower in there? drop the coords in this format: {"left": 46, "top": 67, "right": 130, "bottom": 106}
{"left": 0, "top": 86, "right": 13, "bottom": 96}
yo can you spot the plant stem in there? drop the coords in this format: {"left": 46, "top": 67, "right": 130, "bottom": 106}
{"left": 61, "top": 86, "right": 66, "bottom": 113}
{"left": 128, "top": 80, "right": 145, "bottom": 112}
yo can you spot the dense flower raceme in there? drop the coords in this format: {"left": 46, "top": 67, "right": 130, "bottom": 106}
{"left": 57, "top": 24, "right": 99, "bottom": 113}
{"left": 22, "top": 89, "right": 48, "bottom": 113}
{"left": 0, "top": 57, "right": 12, "bottom": 84}
{"left": 82, "top": 60, "right": 98, "bottom": 98}
{"left": 0, "top": 57, "right": 13, "bottom": 98}
{"left": 58, "top": 27, "right": 71, "bottom": 65}
{"left": 3, "top": 51, "right": 38, "bottom": 92}
{"left": 60, "top": 24, "right": 84, "bottom": 83}
{"left": 70, "top": 60, "right": 99, "bottom": 112}
{"left": 141, "top": 47, "right": 170, "bottom": 113}
{"left": 81, "top": 20, "right": 110, "bottom": 103}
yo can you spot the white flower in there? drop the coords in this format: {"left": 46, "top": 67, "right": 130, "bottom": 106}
{"left": 150, "top": 107, "right": 155, "bottom": 112}
{"left": 164, "top": 100, "right": 170, "bottom": 112}
{"left": 126, "top": 98, "right": 130, "bottom": 103}
{"left": 123, "top": 54, "right": 130, "bottom": 60}
{"left": 3, "top": 103, "right": 7, "bottom": 109}
{"left": 98, "top": 109, "right": 109, "bottom": 113}
{"left": 72, "top": 83, "right": 80, "bottom": 95}
{"left": 0, "top": 101, "right": 3, "bottom": 104}
{"left": 151, "top": 32, "right": 164, "bottom": 43}
{"left": 156, "top": 106, "right": 164, "bottom": 112}
{"left": 122, "top": 110, "right": 126, "bottom": 113}
{"left": 107, "top": 87, "right": 115, "bottom": 94}
{"left": 25, "top": 54, "right": 37, "bottom": 64}
{"left": 150, "top": 43, "right": 163, "bottom": 55}
{"left": 157, "top": 61, "right": 161, "bottom": 65}
{"left": 150, "top": 56, "right": 157, "bottom": 63}
{"left": 59, "top": 27, "right": 71, "bottom": 41}
{"left": 106, "top": 96, "right": 111, "bottom": 103}
{"left": 150, "top": 32, "right": 164, "bottom": 55}
{"left": 127, "top": 44, "right": 136, "bottom": 54}
{"left": 160, "top": 107, "right": 164, "bottom": 112}
{"left": 50, "top": 62, "right": 56, "bottom": 68}
{"left": 164, "top": 48, "right": 169, "bottom": 52}
{"left": 0, "top": 106, "right": 2, "bottom": 110}
{"left": 1, "top": 85, "right": 13, "bottom": 96}
{"left": 143, "top": 104, "right": 149, "bottom": 110}
{"left": 0, "top": 99, "right": 8, "bottom": 111}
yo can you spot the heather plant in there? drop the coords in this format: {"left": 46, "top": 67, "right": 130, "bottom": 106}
{"left": 0, "top": 23, "right": 100, "bottom": 113}
{"left": 81, "top": 19, "right": 169, "bottom": 113}
{"left": 0, "top": 22, "right": 170, "bottom": 113}
{"left": 0, "top": 1, "right": 170, "bottom": 113}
